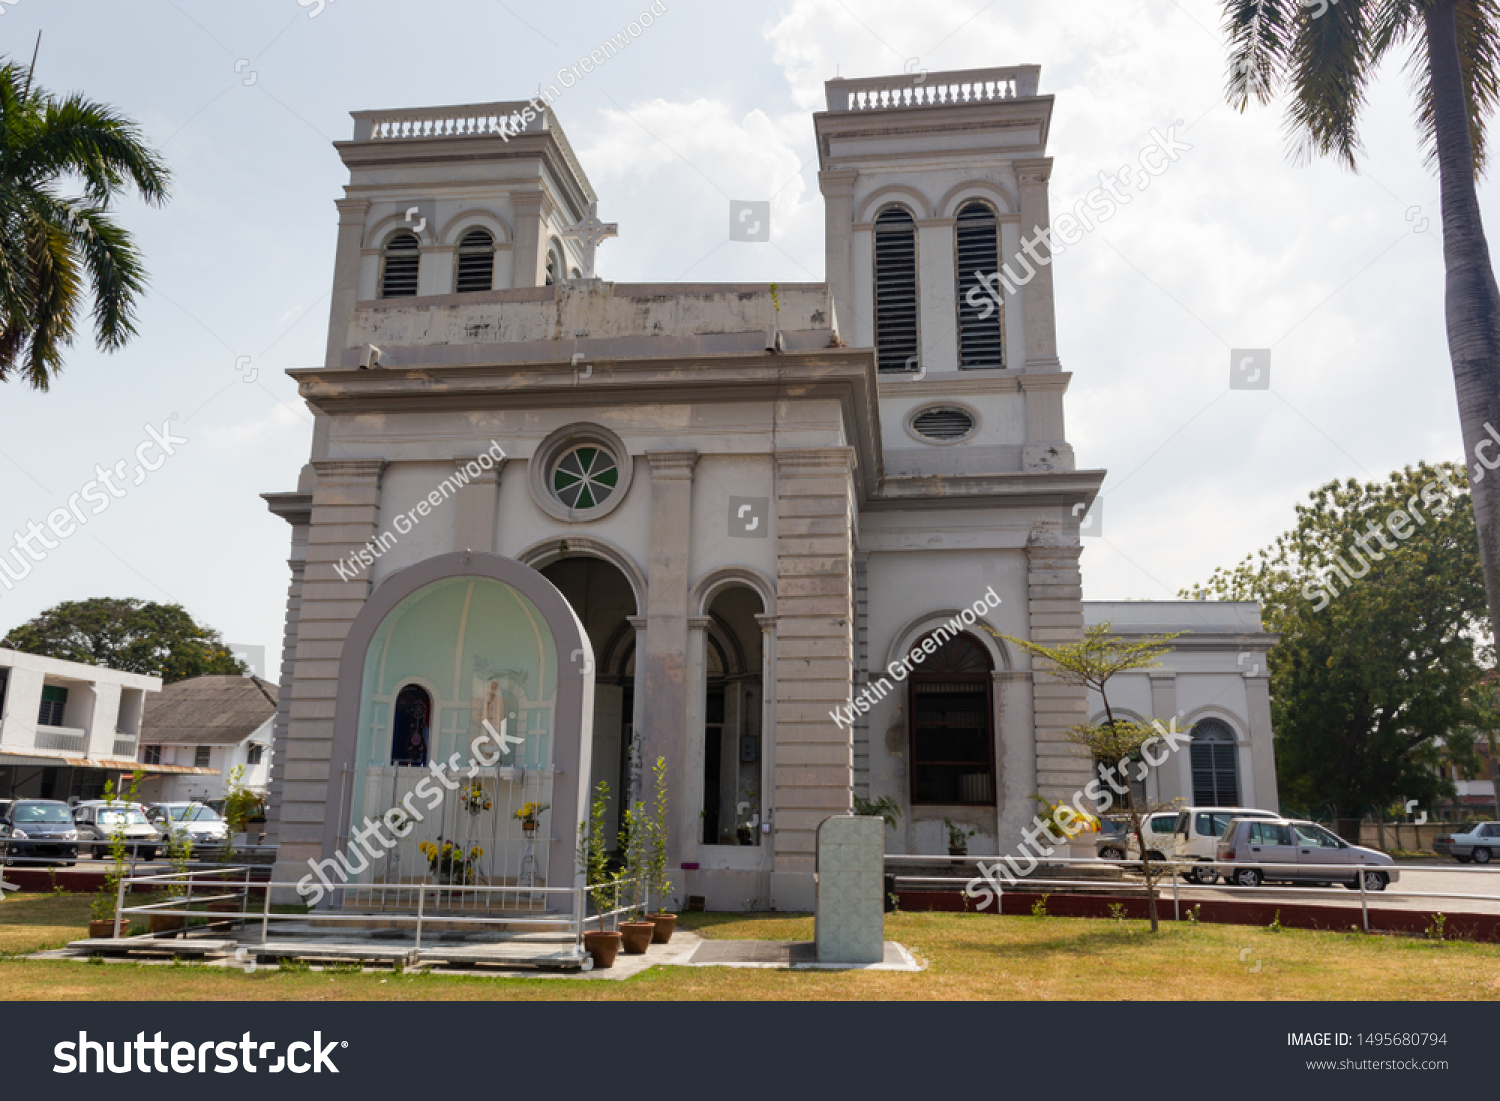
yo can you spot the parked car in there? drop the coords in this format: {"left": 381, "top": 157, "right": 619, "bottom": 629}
{"left": 1215, "top": 816, "right": 1397, "bottom": 890}
{"left": 1432, "top": 821, "right": 1500, "bottom": 864}
{"left": 1170, "top": 806, "right": 1282, "bottom": 885}
{"left": 1095, "top": 816, "right": 1130, "bottom": 860}
{"left": 72, "top": 801, "right": 162, "bottom": 861}
{"left": 1122, "top": 811, "right": 1187, "bottom": 862}
{"left": 144, "top": 802, "right": 228, "bottom": 846}
{"left": 0, "top": 799, "right": 79, "bottom": 865}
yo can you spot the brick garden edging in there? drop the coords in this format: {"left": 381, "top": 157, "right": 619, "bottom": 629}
{"left": 896, "top": 889, "right": 1500, "bottom": 942}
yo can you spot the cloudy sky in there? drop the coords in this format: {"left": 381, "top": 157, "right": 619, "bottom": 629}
{"left": 0, "top": 0, "right": 1471, "bottom": 666}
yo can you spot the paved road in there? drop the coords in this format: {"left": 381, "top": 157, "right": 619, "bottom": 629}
{"left": 1163, "top": 862, "right": 1500, "bottom": 915}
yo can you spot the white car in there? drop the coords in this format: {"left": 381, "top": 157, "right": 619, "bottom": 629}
{"left": 145, "top": 802, "right": 228, "bottom": 846}
{"left": 1433, "top": 821, "right": 1500, "bottom": 864}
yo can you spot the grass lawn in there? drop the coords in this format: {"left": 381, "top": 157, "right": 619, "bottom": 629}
{"left": 2, "top": 894, "right": 1498, "bottom": 1000}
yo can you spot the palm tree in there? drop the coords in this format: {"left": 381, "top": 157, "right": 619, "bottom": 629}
{"left": 0, "top": 58, "right": 169, "bottom": 390}
{"left": 1224, "top": 0, "right": 1500, "bottom": 645}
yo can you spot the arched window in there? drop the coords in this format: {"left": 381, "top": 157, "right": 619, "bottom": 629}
{"left": 955, "top": 200, "right": 1004, "bottom": 368}
{"left": 545, "top": 238, "right": 564, "bottom": 286}
{"left": 390, "top": 684, "right": 431, "bottom": 767}
{"left": 909, "top": 631, "right": 995, "bottom": 805}
{"left": 455, "top": 229, "right": 495, "bottom": 292}
{"left": 380, "top": 231, "right": 420, "bottom": 298}
{"left": 873, "top": 206, "right": 919, "bottom": 373}
{"left": 1190, "top": 718, "right": 1239, "bottom": 806}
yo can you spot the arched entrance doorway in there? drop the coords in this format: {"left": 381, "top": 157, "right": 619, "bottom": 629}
{"left": 540, "top": 555, "right": 639, "bottom": 849}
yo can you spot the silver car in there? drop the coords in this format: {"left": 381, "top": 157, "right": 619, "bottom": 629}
{"left": 73, "top": 801, "right": 162, "bottom": 860}
{"left": 1433, "top": 821, "right": 1500, "bottom": 864}
{"left": 1215, "top": 816, "right": 1397, "bottom": 891}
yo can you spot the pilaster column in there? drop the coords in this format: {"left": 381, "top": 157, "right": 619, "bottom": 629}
{"left": 1244, "top": 671, "right": 1279, "bottom": 809}
{"left": 511, "top": 191, "right": 548, "bottom": 288}
{"left": 626, "top": 614, "right": 648, "bottom": 806}
{"left": 994, "top": 669, "right": 1035, "bottom": 850}
{"left": 261, "top": 490, "right": 312, "bottom": 853}
{"left": 772, "top": 447, "right": 856, "bottom": 891}
{"left": 1025, "top": 525, "right": 1091, "bottom": 800}
{"left": 756, "top": 613, "right": 778, "bottom": 851}
{"left": 1014, "top": 158, "right": 1059, "bottom": 372}
{"left": 324, "top": 198, "right": 370, "bottom": 367}
{"left": 818, "top": 169, "right": 859, "bottom": 334}
{"left": 452, "top": 453, "right": 506, "bottom": 554}
{"left": 1149, "top": 672, "right": 1182, "bottom": 803}
{"left": 642, "top": 449, "right": 698, "bottom": 870}
{"left": 683, "top": 614, "right": 712, "bottom": 852}
{"left": 269, "top": 459, "right": 387, "bottom": 894}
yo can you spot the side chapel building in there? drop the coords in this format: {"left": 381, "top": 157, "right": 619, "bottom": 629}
{"left": 262, "top": 65, "right": 1280, "bottom": 910}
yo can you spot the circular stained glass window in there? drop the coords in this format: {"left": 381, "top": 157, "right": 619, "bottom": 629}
{"left": 552, "top": 445, "right": 619, "bottom": 510}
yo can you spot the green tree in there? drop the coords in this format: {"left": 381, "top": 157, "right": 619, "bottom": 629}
{"left": 1006, "top": 623, "right": 1185, "bottom": 932}
{"left": 2, "top": 597, "right": 245, "bottom": 683}
{"left": 1222, "top": 1, "right": 1500, "bottom": 649}
{"left": 1184, "top": 462, "right": 1487, "bottom": 820}
{"left": 0, "top": 57, "right": 170, "bottom": 389}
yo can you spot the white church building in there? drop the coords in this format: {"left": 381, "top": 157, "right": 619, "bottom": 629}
{"left": 262, "top": 64, "right": 1279, "bottom": 911}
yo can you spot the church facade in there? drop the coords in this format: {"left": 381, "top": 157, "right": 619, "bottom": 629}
{"left": 262, "top": 65, "right": 1279, "bottom": 911}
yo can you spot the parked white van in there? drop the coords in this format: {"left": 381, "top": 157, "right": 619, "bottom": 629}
{"left": 1170, "top": 807, "right": 1280, "bottom": 884}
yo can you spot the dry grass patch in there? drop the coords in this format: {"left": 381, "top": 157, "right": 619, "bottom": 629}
{"left": 2, "top": 901, "right": 1497, "bottom": 1000}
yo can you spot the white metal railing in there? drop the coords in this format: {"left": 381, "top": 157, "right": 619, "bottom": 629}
{"left": 825, "top": 66, "right": 1041, "bottom": 112}
{"left": 111, "top": 868, "right": 646, "bottom": 961}
{"left": 34, "top": 727, "right": 87, "bottom": 751}
{"left": 887, "top": 855, "right": 1500, "bottom": 934}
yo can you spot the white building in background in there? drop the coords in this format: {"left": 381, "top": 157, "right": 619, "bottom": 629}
{"left": 0, "top": 648, "right": 175, "bottom": 801}
{"left": 137, "top": 675, "right": 277, "bottom": 804}
{"left": 260, "top": 64, "right": 1282, "bottom": 910}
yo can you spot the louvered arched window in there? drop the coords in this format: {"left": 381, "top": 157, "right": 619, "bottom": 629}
{"left": 380, "top": 231, "right": 420, "bottom": 298}
{"left": 873, "top": 206, "right": 919, "bottom": 372}
{"left": 955, "top": 200, "right": 1004, "bottom": 368}
{"left": 1190, "top": 718, "right": 1240, "bottom": 806}
{"left": 455, "top": 229, "right": 496, "bottom": 292}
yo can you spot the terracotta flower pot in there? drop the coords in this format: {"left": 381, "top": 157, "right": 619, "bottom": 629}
{"left": 620, "top": 920, "right": 655, "bottom": 954}
{"left": 522, "top": 819, "right": 539, "bottom": 833}
{"left": 149, "top": 913, "right": 185, "bottom": 935}
{"left": 583, "top": 930, "right": 622, "bottom": 969}
{"left": 646, "top": 912, "right": 677, "bottom": 944}
{"left": 88, "top": 918, "right": 122, "bottom": 939}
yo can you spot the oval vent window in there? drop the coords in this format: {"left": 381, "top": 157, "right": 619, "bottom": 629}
{"left": 911, "top": 406, "right": 975, "bottom": 442}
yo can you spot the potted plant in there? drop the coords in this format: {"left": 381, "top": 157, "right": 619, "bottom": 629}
{"left": 616, "top": 799, "right": 656, "bottom": 954}
{"left": 944, "top": 817, "right": 977, "bottom": 856}
{"left": 578, "top": 781, "right": 622, "bottom": 968}
{"left": 1033, "top": 796, "right": 1101, "bottom": 860}
{"left": 150, "top": 831, "right": 194, "bottom": 935}
{"left": 642, "top": 757, "right": 676, "bottom": 943}
{"left": 89, "top": 771, "right": 144, "bottom": 938}
{"left": 854, "top": 793, "right": 902, "bottom": 830}
{"left": 420, "top": 838, "right": 482, "bottom": 885}
{"left": 514, "top": 801, "right": 549, "bottom": 835}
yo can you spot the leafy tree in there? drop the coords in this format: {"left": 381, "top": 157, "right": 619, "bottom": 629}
{"left": 2, "top": 597, "right": 245, "bottom": 683}
{"left": 1006, "top": 623, "right": 1186, "bottom": 932}
{"left": 1183, "top": 462, "right": 1488, "bottom": 821}
{"left": 1222, "top": 0, "right": 1500, "bottom": 650}
{"left": 0, "top": 57, "right": 170, "bottom": 389}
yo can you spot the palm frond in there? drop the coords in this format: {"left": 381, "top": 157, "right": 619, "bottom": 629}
{"left": 1282, "top": 0, "right": 1379, "bottom": 169}
{"left": 1224, "top": 0, "right": 1301, "bottom": 108}
{"left": 1401, "top": 0, "right": 1500, "bottom": 177}
{"left": 19, "top": 213, "right": 80, "bottom": 391}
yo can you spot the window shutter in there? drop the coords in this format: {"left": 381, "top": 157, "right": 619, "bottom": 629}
{"left": 194, "top": 745, "right": 211, "bottom": 768}
{"left": 874, "top": 207, "right": 919, "bottom": 372}
{"left": 455, "top": 229, "right": 495, "bottom": 292}
{"left": 380, "top": 232, "right": 420, "bottom": 298}
{"left": 955, "top": 201, "right": 1005, "bottom": 368}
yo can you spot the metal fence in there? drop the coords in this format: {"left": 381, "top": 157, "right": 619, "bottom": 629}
{"left": 886, "top": 855, "right": 1500, "bottom": 933}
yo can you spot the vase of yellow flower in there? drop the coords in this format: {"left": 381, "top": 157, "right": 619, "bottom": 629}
{"left": 1034, "top": 797, "right": 1100, "bottom": 861}
{"left": 419, "top": 838, "right": 483, "bottom": 884}
{"left": 514, "top": 801, "right": 549, "bottom": 835}
{"left": 459, "top": 782, "right": 492, "bottom": 817}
